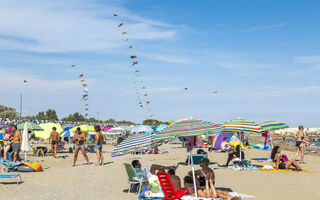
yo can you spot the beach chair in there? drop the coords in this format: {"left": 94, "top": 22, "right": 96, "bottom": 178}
{"left": 0, "top": 174, "right": 23, "bottom": 184}
{"left": 157, "top": 172, "right": 188, "bottom": 200}
{"left": 123, "top": 163, "right": 147, "bottom": 193}
{"left": 0, "top": 158, "right": 23, "bottom": 173}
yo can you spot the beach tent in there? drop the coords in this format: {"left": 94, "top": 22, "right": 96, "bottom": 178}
{"left": 69, "top": 125, "right": 94, "bottom": 132}
{"left": 112, "top": 133, "right": 162, "bottom": 157}
{"left": 104, "top": 126, "right": 111, "bottom": 131}
{"left": 131, "top": 125, "right": 153, "bottom": 133}
{"left": 34, "top": 123, "right": 63, "bottom": 140}
{"left": 212, "top": 132, "right": 245, "bottom": 150}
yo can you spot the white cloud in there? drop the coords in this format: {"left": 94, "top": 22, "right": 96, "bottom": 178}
{"left": 0, "top": 0, "right": 176, "bottom": 53}
{"left": 293, "top": 55, "right": 320, "bottom": 69}
{"left": 0, "top": 67, "right": 79, "bottom": 92}
{"left": 237, "top": 23, "right": 289, "bottom": 33}
{"left": 142, "top": 53, "right": 198, "bottom": 64}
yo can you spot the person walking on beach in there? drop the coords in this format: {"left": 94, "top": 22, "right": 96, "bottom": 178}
{"left": 49, "top": 127, "right": 60, "bottom": 158}
{"left": 94, "top": 125, "right": 104, "bottom": 166}
{"left": 12, "top": 125, "right": 22, "bottom": 162}
{"left": 72, "top": 127, "right": 89, "bottom": 167}
{"left": 294, "top": 125, "right": 305, "bottom": 163}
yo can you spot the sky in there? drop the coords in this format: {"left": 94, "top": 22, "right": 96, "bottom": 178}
{"left": 0, "top": 0, "right": 320, "bottom": 127}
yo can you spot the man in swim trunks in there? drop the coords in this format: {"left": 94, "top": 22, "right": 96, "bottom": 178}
{"left": 72, "top": 127, "right": 89, "bottom": 166}
{"left": 49, "top": 127, "right": 60, "bottom": 158}
{"left": 294, "top": 125, "right": 305, "bottom": 164}
{"left": 12, "top": 125, "right": 22, "bottom": 162}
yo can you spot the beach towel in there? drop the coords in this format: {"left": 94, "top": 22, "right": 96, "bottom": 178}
{"left": 143, "top": 192, "right": 255, "bottom": 199}
{"left": 258, "top": 167, "right": 311, "bottom": 173}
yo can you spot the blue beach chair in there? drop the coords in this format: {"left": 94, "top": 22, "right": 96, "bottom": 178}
{"left": 0, "top": 158, "right": 23, "bottom": 173}
{"left": 0, "top": 174, "right": 23, "bottom": 184}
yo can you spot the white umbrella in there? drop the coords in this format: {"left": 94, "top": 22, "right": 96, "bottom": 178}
{"left": 21, "top": 122, "right": 30, "bottom": 160}
{"left": 131, "top": 125, "right": 153, "bottom": 133}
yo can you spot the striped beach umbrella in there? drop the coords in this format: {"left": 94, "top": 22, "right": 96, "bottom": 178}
{"left": 152, "top": 119, "right": 223, "bottom": 141}
{"left": 222, "top": 119, "right": 262, "bottom": 133}
{"left": 112, "top": 133, "right": 161, "bottom": 157}
{"left": 259, "top": 121, "right": 289, "bottom": 131}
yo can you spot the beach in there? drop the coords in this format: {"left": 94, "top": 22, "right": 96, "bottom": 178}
{"left": 1, "top": 141, "right": 319, "bottom": 200}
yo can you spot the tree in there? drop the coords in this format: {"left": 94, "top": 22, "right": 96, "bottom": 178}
{"left": 61, "top": 112, "right": 86, "bottom": 122}
{"left": 143, "top": 119, "right": 168, "bottom": 126}
{"left": 45, "top": 109, "right": 58, "bottom": 120}
{"left": 0, "top": 105, "right": 18, "bottom": 120}
{"left": 104, "top": 118, "right": 116, "bottom": 124}
{"left": 116, "top": 120, "right": 135, "bottom": 126}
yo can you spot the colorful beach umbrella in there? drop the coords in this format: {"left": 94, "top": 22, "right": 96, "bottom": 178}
{"left": 34, "top": 123, "right": 63, "bottom": 140}
{"left": 222, "top": 119, "right": 262, "bottom": 134}
{"left": 60, "top": 131, "right": 75, "bottom": 138}
{"left": 153, "top": 119, "right": 223, "bottom": 141}
{"left": 69, "top": 125, "right": 95, "bottom": 132}
{"left": 112, "top": 133, "right": 161, "bottom": 157}
{"left": 259, "top": 121, "right": 289, "bottom": 131}
{"left": 17, "top": 123, "right": 44, "bottom": 131}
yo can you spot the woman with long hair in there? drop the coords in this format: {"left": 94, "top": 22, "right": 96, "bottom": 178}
{"left": 270, "top": 146, "right": 303, "bottom": 170}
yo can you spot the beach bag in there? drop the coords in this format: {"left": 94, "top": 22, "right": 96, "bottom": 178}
{"left": 282, "top": 155, "right": 289, "bottom": 163}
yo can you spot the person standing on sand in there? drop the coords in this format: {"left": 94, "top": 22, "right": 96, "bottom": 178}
{"left": 294, "top": 125, "right": 306, "bottom": 164}
{"left": 94, "top": 125, "right": 104, "bottom": 166}
{"left": 12, "top": 125, "right": 22, "bottom": 162}
{"left": 49, "top": 127, "right": 60, "bottom": 158}
{"left": 72, "top": 127, "right": 89, "bottom": 166}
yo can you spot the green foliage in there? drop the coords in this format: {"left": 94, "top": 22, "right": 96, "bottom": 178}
{"left": 104, "top": 118, "right": 116, "bottom": 124}
{"left": 0, "top": 105, "right": 18, "bottom": 120}
{"left": 116, "top": 120, "right": 136, "bottom": 126}
{"left": 61, "top": 112, "right": 86, "bottom": 122}
{"left": 34, "top": 109, "right": 58, "bottom": 120}
{"left": 143, "top": 119, "right": 168, "bottom": 126}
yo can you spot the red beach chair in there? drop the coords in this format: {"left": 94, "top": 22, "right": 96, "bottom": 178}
{"left": 157, "top": 172, "right": 188, "bottom": 200}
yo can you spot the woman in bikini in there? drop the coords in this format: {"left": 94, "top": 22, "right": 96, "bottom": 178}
{"left": 271, "top": 146, "right": 303, "bottom": 170}
{"left": 188, "top": 158, "right": 214, "bottom": 189}
{"left": 294, "top": 125, "right": 305, "bottom": 163}
{"left": 183, "top": 174, "right": 240, "bottom": 200}
{"left": 3, "top": 129, "right": 12, "bottom": 160}
{"left": 72, "top": 127, "right": 89, "bottom": 167}
{"left": 94, "top": 125, "right": 104, "bottom": 166}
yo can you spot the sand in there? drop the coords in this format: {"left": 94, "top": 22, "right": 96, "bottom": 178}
{"left": 1, "top": 141, "right": 319, "bottom": 200}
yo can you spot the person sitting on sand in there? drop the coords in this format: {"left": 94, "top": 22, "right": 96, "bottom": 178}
{"left": 225, "top": 145, "right": 244, "bottom": 166}
{"left": 294, "top": 125, "right": 305, "bottom": 163}
{"left": 271, "top": 146, "right": 303, "bottom": 170}
{"left": 183, "top": 174, "right": 240, "bottom": 200}
{"left": 49, "top": 127, "right": 60, "bottom": 158}
{"left": 188, "top": 158, "right": 215, "bottom": 189}
{"left": 147, "top": 147, "right": 160, "bottom": 154}
{"left": 221, "top": 137, "right": 234, "bottom": 151}
{"left": 72, "top": 127, "right": 89, "bottom": 167}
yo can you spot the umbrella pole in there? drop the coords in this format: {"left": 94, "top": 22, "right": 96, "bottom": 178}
{"left": 190, "top": 151, "right": 198, "bottom": 198}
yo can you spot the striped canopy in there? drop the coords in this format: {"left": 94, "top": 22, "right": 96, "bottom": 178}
{"left": 222, "top": 119, "right": 262, "bottom": 133}
{"left": 112, "top": 133, "right": 162, "bottom": 157}
{"left": 152, "top": 119, "right": 223, "bottom": 141}
{"left": 259, "top": 121, "right": 289, "bottom": 131}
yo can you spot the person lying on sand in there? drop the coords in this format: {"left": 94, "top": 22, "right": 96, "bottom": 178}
{"left": 183, "top": 174, "right": 240, "bottom": 200}
{"left": 147, "top": 147, "right": 160, "bottom": 154}
{"left": 271, "top": 146, "right": 303, "bottom": 170}
{"left": 188, "top": 158, "right": 215, "bottom": 189}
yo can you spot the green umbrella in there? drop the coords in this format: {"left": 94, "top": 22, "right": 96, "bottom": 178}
{"left": 17, "top": 123, "right": 44, "bottom": 131}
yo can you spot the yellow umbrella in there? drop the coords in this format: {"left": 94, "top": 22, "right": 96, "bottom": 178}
{"left": 34, "top": 123, "right": 63, "bottom": 140}
{"left": 69, "top": 125, "right": 95, "bottom": 132}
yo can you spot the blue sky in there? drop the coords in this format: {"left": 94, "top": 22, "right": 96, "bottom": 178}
{"left": 1, "top": 0, "right": 320, "bottom": 127}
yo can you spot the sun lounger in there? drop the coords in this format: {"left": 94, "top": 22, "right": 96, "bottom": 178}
{"left": 0, "top": 158, "right": 23, "bottom": 173}
{"left": 0, "top": 174, "right": 23, "bottom": 184}
{"left": 157, "top": 172, "right": 188, "bottom": 200}
{"left": 123, "top": 163, "right": 147, "bottom": 194}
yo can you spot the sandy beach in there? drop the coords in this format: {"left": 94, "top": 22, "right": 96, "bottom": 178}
{"left": 1, "top": 140, "right": 319, "bottom": 200}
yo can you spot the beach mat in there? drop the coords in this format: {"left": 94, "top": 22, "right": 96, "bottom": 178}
{"left": 258, "top": 167, "right": 311, "bottom": 173}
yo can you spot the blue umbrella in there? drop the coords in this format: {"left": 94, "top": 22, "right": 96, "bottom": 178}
{"left": 60, "top": 131, "right": 75, "bottom": 137}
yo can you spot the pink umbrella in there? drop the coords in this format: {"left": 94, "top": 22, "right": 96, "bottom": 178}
{"left": 104, "top": 126, "right": 111, "bottom": 131}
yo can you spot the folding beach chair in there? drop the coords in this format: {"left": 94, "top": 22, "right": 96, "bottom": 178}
{"left": 157, "top": 172, "right": 188, "bottom": 200}
{"left": 0, "top": 174, "right": 23, "bottom": 184}
{"left": 0, "top": 158, "right": 23, "bottom": 173}
{"left": 123, "top": 163, "right": 147, "bottom": 193}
